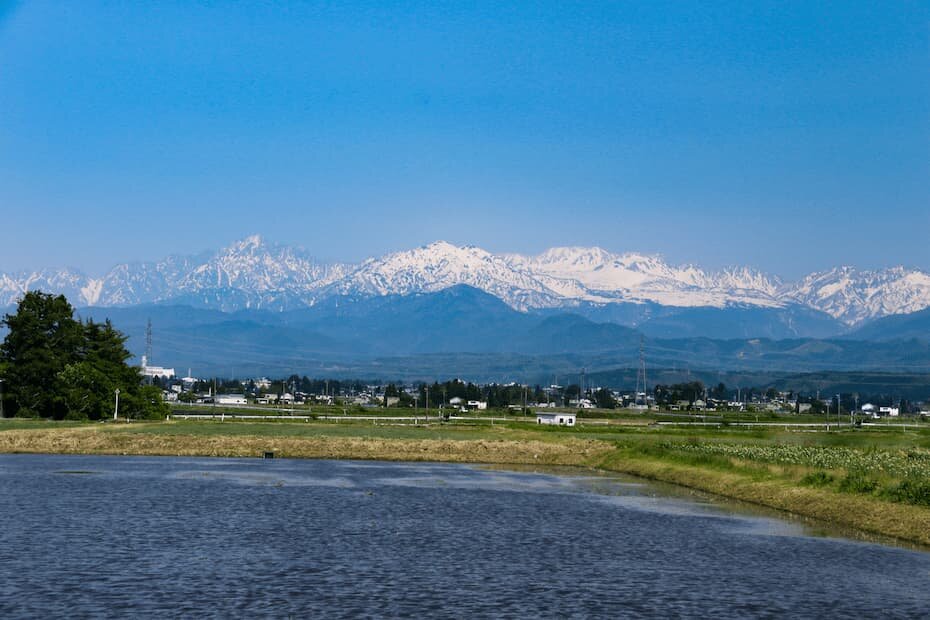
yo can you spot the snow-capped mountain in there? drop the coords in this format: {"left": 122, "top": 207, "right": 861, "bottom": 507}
{"left": 321, "top": 241, "right": 565, "bottom": 310}
{"left": 508, "top": 247, "right": 783, "bottom": 308}
{"left": 784, "top": 266, "right": 930, "bottom": 326}
{"left": 1, "top": 235, "right": 929, "bottom": 327}
{"left": 166, "top": 235, "right": 349, "bottom": 311}
{"left": 0, "top": 268, "right": 90, "bottom": 308}
{"left": 0, "top": 236, "right": 348, "bottom": 312}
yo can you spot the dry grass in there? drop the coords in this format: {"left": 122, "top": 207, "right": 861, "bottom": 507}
{"left": 0, "top": 427, "right": 613, "bottom": 466}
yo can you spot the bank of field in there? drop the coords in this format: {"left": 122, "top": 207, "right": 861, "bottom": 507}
{"left": 3, "top": 417, "right": 930, "bottom": 546}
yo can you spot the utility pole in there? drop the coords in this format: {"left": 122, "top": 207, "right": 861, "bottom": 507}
{"left": 0, "top": 378, "right": 4, "bottom": 419}
{"left": 113, "top": 388, "right": 120, "bottom": 421}
{"left": 425, "top": 385, "right": 430, "bottom": 424}
{"left": 580, "top": 368, "right": 586, "bottom": 405}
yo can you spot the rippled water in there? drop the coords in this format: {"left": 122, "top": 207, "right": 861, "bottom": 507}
{"left": 1, "top": 455, "right": 929, "bottom": 618}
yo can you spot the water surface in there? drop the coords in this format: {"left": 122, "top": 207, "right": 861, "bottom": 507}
{"left": 1, "top": 455, "right": 928, "bottom": 618}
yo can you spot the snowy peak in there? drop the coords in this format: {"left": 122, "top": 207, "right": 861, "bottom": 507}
{"left": 231, "top": 234, "right": 265, "bottom": 252}
{"left": 0, "top": 268, "right": 92, "bottom": 307}
{"left": 172, "top": 237, "right": 349, "bottom": 310}
{"left": 511, "top": 247, "right": 781, "bottom": 308}
{"left": 785, "top": 266, "right": 930, "bottom": 325}
{"left": 329, "top": 241, "right": 563, "bottom": 309}
{"left": 1, "top": 236, "right": 930, "bottom": 326}
{"left": 715, "top": 266, "right": 782, "bottom": 297}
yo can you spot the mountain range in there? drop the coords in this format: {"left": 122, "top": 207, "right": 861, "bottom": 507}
{"left": 67, "top": 285, "right": 930, "bottom": 382}
{"left": 4, "top": 235, "right": 930, "bottom": 333}
{"left": 3, "top": 236, "right": 930, "bottom": 380}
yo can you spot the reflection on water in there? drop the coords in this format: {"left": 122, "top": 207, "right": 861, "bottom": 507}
{"left": 1, "top": 454, "right": 928, "bottom": 618}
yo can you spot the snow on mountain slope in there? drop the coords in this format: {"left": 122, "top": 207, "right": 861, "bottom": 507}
{"left": 0, "top": 268, "right": 93, "bottom": 307}
{"left": 509, "top": 247, "right": 783, "bottom": 308}
{"left": 0, "top": 236, "right": 347, "bottom": 311}
{"left": 172, "top": 235, "right": 348, "bottom": 309}
{"left": 1, "top": 236, "right": 929, "bottom": 326}
{"left": 784, "top": 266, "right": 930, "bottom": 325}
{"left": 323, "top": 241, "right": 566, "bottom": 310}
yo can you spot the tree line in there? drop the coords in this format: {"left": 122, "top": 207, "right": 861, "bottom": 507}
{"left": 0, "top": 291, "right": 167, "bottom": 420}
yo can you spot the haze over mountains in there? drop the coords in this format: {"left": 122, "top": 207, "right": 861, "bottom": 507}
{"left": 3, "top": 235, "right": 930, "bottom": 331}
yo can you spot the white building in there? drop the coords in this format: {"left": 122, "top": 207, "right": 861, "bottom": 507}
{"left": 879, "top": 406, "right": 900, "bottom": 417}
{"left": 536, "top": 412, "right": 576, "bottom": 426}
{"left": 216, "top": 394, "right": 247, "bottom": 406}
{"left": 141, "top": 355, "right": 175, "bottom": 380}
{"left": 180, "top": 369, "right": 198, "bottom": 390}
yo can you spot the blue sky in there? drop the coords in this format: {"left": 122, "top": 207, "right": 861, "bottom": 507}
{"left": 0, "top": 1, "right": 927, "bottom": 278}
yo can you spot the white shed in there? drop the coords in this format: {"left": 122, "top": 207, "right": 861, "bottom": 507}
{"left": 536, "top": 412, "right": 576, "bottom": 426}
{"left": 216, "top": 394, "right": 247, "bottom": 405}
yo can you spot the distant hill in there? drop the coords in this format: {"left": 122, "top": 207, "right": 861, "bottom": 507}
{"left": 61, "top": 285, "right": 930, "bottom": 380}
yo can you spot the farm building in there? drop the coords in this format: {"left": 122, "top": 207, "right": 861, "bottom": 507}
{"left": 536, "top": 412, "right": 576, "bottom": 426}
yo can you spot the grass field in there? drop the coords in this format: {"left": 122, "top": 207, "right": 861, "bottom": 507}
{"left": 3, "top": 414, "right": 930, "bottom": 545}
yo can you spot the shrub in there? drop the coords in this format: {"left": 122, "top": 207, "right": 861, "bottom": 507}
{"left": 886, "top": 478, "right": 930, "bottom": 507}
{"left": 838, "top": 470, "right": 879, "bottom": 494}
{"left": 800, "top": 471, "right": 834, "bottom": 487}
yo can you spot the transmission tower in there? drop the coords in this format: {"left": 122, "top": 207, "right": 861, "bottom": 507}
{"left": 635, "top": 335, "right": 647, "bottom": 407}
{"left": 145, "top": 318, "right": 153, "bottom": 363}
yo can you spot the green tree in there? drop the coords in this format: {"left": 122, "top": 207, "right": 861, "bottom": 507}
{"left": 58, "top": 361, "right": 113, "bottom": 420}
{"left": 593, "top": 388, "right": 616, "bottom": 409}
{"left": 0, "top": 292, "right": 84, "bottom": 418}
{"left": 84, "top": 320, "right": 139, "bottom": 385}
{"left": 121, "top": 384, "right": 169, "bottom": 420}
{"left": 0, "top": 292, "right": 169, "bottom": 420}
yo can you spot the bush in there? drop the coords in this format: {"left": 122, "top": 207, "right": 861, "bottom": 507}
{"left": 838, "top": 470, "right": 879, "bottom": 494}
{"left": 800, "top": 471, "right": 835, "bottom": 487}
{"left": 886, "top": 478, "right": 930, "bottom": 507}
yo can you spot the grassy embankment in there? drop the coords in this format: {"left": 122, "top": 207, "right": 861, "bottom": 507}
{"left": 3, "top": 413, "right": 930, "bottom": 545}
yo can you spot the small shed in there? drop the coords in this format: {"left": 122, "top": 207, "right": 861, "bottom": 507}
{"left": 536, "top": 412, "right": 576, "bottom": 426}
{"left": 216, "top": 394, "right": 247, "bottom": 405}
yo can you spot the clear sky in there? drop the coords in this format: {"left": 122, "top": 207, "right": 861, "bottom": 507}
{"left": 0, "top": 1, "right": 927, "bottom": 278}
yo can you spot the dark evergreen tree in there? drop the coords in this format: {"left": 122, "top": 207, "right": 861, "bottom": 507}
{"left": 1, "top": 292, "right": 169, "bottom": 420}
{"left": 593, "top": 388, "right": 616, "bottom": 409}
{"left": 0, "top": 292, "right": 83, "bottom": 418}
